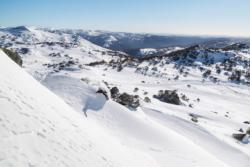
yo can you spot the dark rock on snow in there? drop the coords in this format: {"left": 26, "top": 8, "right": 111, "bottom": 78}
{"left": 110, "top": 87, "right": 140, "bottom": 109}
{"left": 153, "top": 90, "right": 181, "bottom": 105}
{"left": 116, "top": 93, "right": 140, "bottom": 109}
{"left": 110, "top": 87, "right": 119, "bottom": 98}
{"left": 144, "top": 97, "right": 151, "bottom": 103}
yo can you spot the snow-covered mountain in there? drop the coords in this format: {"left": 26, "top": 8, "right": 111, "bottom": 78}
{"left": 125, "top": 47, "right": 183, "bottom": 58}
{"left": 1, "top": 26, "right": 250, "bottom": 167}
{"left": 0, "top": 26, "right": 128, "bottom": 80}
{"left": 0, "top": 50, "right": 162, "bottom": 167}
{"left": 70, "top": 30, "right": 250, "bottom": 51}
{"left": 3, "top": 26, "right": 250, "bottom": 51}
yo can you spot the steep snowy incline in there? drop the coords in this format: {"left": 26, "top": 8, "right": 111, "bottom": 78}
{"left": 0, "top": 50, "right": 159, "bottom": 167}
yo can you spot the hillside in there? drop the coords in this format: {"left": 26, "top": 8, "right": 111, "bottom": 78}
{"left": 0, "top": 26, "right": 250, "bottom": 167}
{"left": 0, "top": 50, "right": 160, "bottom": 167}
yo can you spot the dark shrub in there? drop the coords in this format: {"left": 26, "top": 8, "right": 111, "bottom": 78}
{"left": 144, "top": 97, "right": 151, "bottom": 103}
{"left": 153, "top": 90, "right": 181, "bottom": 105}
{"left": 110, "top": 87, "right": 119, "bottom": 98}
{"left": 2, "top": 48, "right": 22, "bottom": 66}
{"left": 116, "top": 93, "right": 140, "bottom": 109}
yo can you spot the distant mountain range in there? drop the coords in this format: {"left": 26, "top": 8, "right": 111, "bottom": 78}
{"left": 2, "top": 26, "right": 250, "bottom": 52}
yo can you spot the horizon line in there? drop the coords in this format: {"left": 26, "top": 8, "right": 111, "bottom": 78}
{"left": 1, "top": 24, "right": 250, "bottom": 39}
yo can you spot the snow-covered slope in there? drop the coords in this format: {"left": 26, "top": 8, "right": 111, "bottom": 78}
{"left": 125, "top": 47, "right": 183, "bottom": 58}
{"left": 0, "top": 50, "right": 161, "bottom": 167}
{"left": 1, "top": 27, "right": 250, "bottom": 167}
{"left": 40, "top": 61, "right": 250, "bottom": 167}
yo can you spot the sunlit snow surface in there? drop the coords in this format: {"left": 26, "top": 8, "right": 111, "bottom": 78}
{"left": 1, "top": 27, "right": 250, "bottom": 167}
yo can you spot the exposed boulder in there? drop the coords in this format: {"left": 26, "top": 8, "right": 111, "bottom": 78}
{"left": 116, "top": 93, "right": 140, "bottom": 109}
{"left": 243, "top": 121, "right": 250, "bottom": 124}
{"left": 189, "top": 113, "right": 198, "bottom": 123}
{"left": 191, "top": 117, "right": 198, "bottom": 123}
{"left": 153, "top": 90, "right": 181, "bottom": 105}
{"left": 229, "top": 70, "right": 242, "bottom": 83}
{"left": 232, "top": 133, "right": 246, "bottom": 141}
{"left": 144, "top": 97, "right": 151, "bottom": 103}
{"left": 202, "top": 70, "right": 211, "bottom": 78}
{"left": 110, "top": 87, "right": 140, "bottom": 109}
{"left": 181, "top": 94, "right": 189, "bottom": 101}
{"left": 233, "top": 127, "right": 250, "bottom": 144}
{"left": 133, "top": 87, "right": 139, "bottom": 92}
{"left": 174, "top": 75, "right": 179, "bottom": 80}
{"left": 189, "top": 104, "right": 194, "bottom": 108}
{"left": 110, "top": 87, "right": 119, "bottom": 98}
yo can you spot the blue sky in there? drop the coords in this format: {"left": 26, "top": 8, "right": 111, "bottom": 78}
{"left": 1, "top": 0, "right": 250, "bottom": 37}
